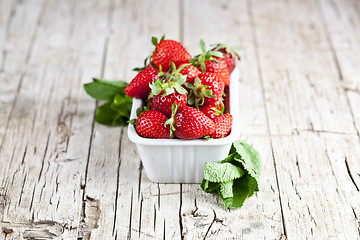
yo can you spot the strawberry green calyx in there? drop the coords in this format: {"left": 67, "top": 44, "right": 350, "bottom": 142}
{"left": 128, "top": 118, "right": 137, "bottom": 125}
{"left": 136, "top": 105, "right": 151, "bottom": 117}
{"left": 214, "top": 43, "right": 241, "bottom": 61}
{"left": 211, "top": 101, "right": 224, "bottom": 115}
{"left": 151, "top": 35, "right": 166, "bottom": 47}
{"left": 164, "top": 102, "right": 180, "bottom": 138}
{"left": 150, "top": 62, "right": 188, "bottom": 97}
{"left": 190, "top": 39, "right": 225, "bottom": 72}
{"left": 150, "top": 78, "right": 187, "bottom": 97}
{"left": 185, "top": 77, "right": 214, "bottom": 109}
{"left": 204, "top": 135, "right": 213, "bottom": 141}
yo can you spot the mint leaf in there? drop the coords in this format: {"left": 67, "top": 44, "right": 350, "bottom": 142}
{"left": 111, "top": 94, "right": 132, "bottom": 117}
{"left": 200, "top": 140, "right": 262, "bottom": 209}
{"left": 200, "top": 180, "right": 220, "bottom": 194}
{"left": 84, "top": 79, "right": 128, "bottom": 101}
{"left": 220, "top": 176, "right": 252, "bottom": 209}
{"left": 95, "top": 102, "right": 120, "bottom": 126}
{"left": 84, "top": 78, "right": 133, "bottom": 127}
{"left": 219, "top": 181, "right": 233, "bottom": 199}
{"left": 231, "top": 141, "right": 262, "bottom": 181}
{"left": 203, "top": 162, "right": 245, "bottom": 183}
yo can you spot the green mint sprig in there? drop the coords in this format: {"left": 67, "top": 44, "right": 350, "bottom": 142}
{"left": 83, "top": 78, "right": 132, "bottom": 126}
{"left": 201, "top": 140, "right": 262, "bottom": 209}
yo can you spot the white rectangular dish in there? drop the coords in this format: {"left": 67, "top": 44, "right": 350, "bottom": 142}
{"left": 127, "top": 68, "right": 240, "bottom": 183}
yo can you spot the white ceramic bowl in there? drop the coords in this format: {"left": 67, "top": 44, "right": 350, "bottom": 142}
{"left": 127, "top": 68, "right": 240, "bottom": 183}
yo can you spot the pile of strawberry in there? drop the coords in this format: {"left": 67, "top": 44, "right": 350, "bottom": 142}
{"left": 126, "top": 36, "right": 239, "bottom": 140}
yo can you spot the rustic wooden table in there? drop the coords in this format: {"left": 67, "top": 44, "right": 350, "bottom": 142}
{"left": 1, "top": 0, "right": 360, "bottom": 239}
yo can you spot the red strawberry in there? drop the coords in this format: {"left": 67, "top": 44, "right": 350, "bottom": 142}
{"left": 191, "top": 40, "right": 231, "bottom": 86}
{"left": 149, "top": 64, "right": 188, "bottom": 117}
{"left": 199, "top": 100, "right": 224, "bottom": 119}
{"left": 209, "top": 113, "right": 233, "bottom": 139}
{"left": 186, "top": 72, "right": 224, "bottom": 108}
{"left": 136, "top": 110, "right": 170, "bottom": 139}
{"left": 125, "top": 67, "right": 159, "bottom": 98}
{"left": 173, "top": 106, "right": 215, "bottom": 139}
{"left": 202, "top": 57, "right": 230, "bottom": 86}
{"left": 179, "top": 64, "right": 201, "bottom": 84}
{"left": 152, "top": 36, "right": 191, "bottom": 71}
{"left": 218, "top": 49, "right": 235, "bottom": 74}
{"left": 213, "top": 44, "right": 240, "bottom": 74}
{"left": 151, "top": 90, "right": 187, "bottom": 118}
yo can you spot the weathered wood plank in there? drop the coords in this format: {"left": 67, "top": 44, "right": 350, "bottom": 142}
{"left": 83, "top": 0, "right": 183, "bottom": 239}
{"left": 0, "top": 0, "right": 110, "bottom": 238}
{"left": 0, "top": 0, "right": 45, "bottom": 156}
{"left": 0, "top": 0, "right": 46, "bottom": 221}
{"left": 180, "top": 0, "right": 284, "bottom": 239}
{"left": 250, "top": 0, "right": 360, "bottom": 238}
{"left": 316, "top": 0, "right": 360, "bottom": 188}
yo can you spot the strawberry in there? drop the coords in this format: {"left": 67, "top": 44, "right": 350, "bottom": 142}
{"left": 191, "top": 40, "right": 230, "bottom": 86}
{"left": 186, "top": 72, "right": 224, "bottom": 108}
{"left": 151, "top": 36, "right": 192, "bottom": 71}
{"left": 179, "top": 64, "right": 201, "bottom": 84}
{"left": 171, "top": 106, "right": 215, "bottom": 139}
{"left": 151, "top": 90, "right": 187, "bottom": 118}
{"left": 150, "top": 63, "right": 188, "bottom": 117}
{"left": 202, "top": 57, "right": 230, "bottom": 86}
{"left": 209, "top": 113, "right": 233, "bottom": 139}
{"left": 199, "top": 100, "right": 224, "bottom": 119}
{"left": 213, "top": 44, "right": 240, "bottom": 74}
{"left": 135, "top": 110, "right": 170, "bottom": 139}
{"left": 125, "top": 67, "right": 159, "bottom": 99}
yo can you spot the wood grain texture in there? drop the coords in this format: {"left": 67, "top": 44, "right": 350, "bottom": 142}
{"left": 0, "top": 0, "right": 359, "bottom": 239}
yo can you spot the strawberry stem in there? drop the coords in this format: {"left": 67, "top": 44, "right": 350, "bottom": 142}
{"left": 164, "top": 102, "right": 180, "bottom": 138}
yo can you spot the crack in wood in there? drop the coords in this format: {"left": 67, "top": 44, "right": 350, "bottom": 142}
{"left": 163, "top": 219, "right": 166, "bottom": 240}
{"left": 112, "top": 128, "right": 123, "bottom": 235}
{"left": 153, "top": 203, "right": 156, "bottom": 232}
{"left": 179, "top": 183, "right": 183, "bottom": 240}
{"left": 29, "top": 184, "right": 36, "bottom": 211}
{"left": 20, "top": 144, "right": 28, "bottom": 166}
{"left": 127, "top": 190, "right": 133, "bottom": 240}
{"left": 77, "top": 196, "right": 101, "bottom": 240}
{"left": 290, "top": 177, "right": 302, "bottom": 201}
{"left": 17, "top": 173, "right": 27, "bottom": 207}
{"left": 203, "top": 209, "right": 216, "bottom": 239}
{"left": 138, "top": 161, "right": 143, "bottom": 201}
{"left": 38, "top": 131, "right": 51, "bottom": 182}
{"left": 138, "top": 194, "right": 143, "bottom": 238}
{"left": 306, "top": 204, "right": 318, "bottom": 227}
{"left": 295, "top": 155, "right": 302, "bottom": 178}
{"left": 344, "top": 157, "right": 359, "bottom": 191}
{"left": 0, "top": 220, "right": 66, "bottom": 239}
